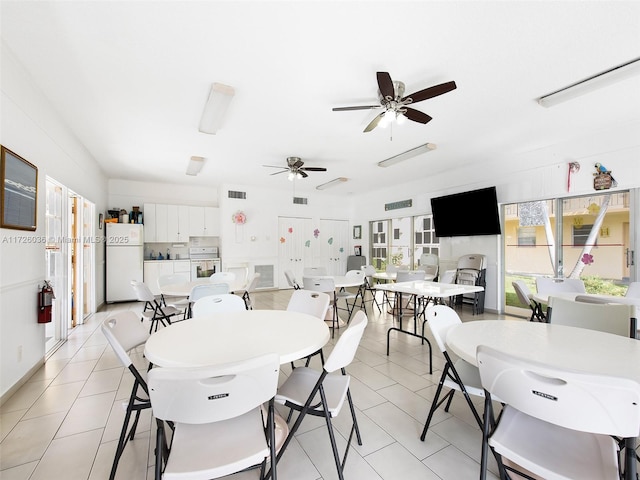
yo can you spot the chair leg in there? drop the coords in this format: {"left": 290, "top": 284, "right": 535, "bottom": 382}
{"left": 318, "top": 385, "right": 346, "bottom": 480}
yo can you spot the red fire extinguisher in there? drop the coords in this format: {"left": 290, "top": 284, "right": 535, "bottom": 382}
{"left": 38, "top": 281, "right": 55, "bottom": 324}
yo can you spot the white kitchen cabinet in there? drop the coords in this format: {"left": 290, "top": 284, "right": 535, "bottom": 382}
{"left": 155, "top": 204, "right": 169, "bottom": 242}
{"left": 189, "top": 206, "right": 220, "bottom": 237}
{"left": 173, "top": 260, "right": 190, "bottom": 274}
{"left": 166, "top": 205, "right": 189, "bottom": 242}
{"left": 144, "top": 261, "right": 175, "bottom": 295}
{"left": 143, "top": 203, "right": 157, "bottom": 242}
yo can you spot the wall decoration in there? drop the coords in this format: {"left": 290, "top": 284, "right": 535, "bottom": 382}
{"left": 232, "top": 210, "right": 247, "bottom": 224}
{"left": 593, "top": 163, "right": 617, "bottom": 190}
{"left": 288, "top": 227, "right": 293, "bottom": 233}
{"left": 1, "top": 146, "right": 38, "bottom": 231}
{"left": 280, "top": 237, "right": 285, "bottom": 243}
{"left": 354, "top": 245, "right": 362, "bottom": 256}
{"left": 313, "top": 228, "right": 320, "bottom": 238}
{"left": 567, "top": 161, "right": 580, "bottom": 191}
{"left": 305, "top": 240, "right": 310, "bottom": 247}
{"left": 581, "top": 253, "right": 594, "bottom": 265}
{"left": 587, "top": 203, "right": 600, "bottom": 215}
{"left": 99, "top": 213, "right": 103, "bottom": 229}
{"left": 353, "top": 225, "right": 362, "bottom": 239}
{"left": 328, "top": 237, "right": 333, "bottom": 245}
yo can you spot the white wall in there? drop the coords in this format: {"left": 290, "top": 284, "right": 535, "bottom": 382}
{"left": 1, "top": 43, "right": 109, "bottom": 399}
{"left": 108, "top": 179, "right": 218, "bottom": 209}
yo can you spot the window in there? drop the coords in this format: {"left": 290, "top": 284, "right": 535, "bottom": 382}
{"left": 517, "top": 226, "right": 536, "bottom": 246}
{"left": 573, "top": 224, "right": 596, "bottom": 247}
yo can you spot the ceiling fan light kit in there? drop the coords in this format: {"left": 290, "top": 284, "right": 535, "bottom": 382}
{"left": 264, "top": 156, "right": 327, "bottom": 179}
{"left": 186, "top": 156, "right": 207, "bottom": 176}
{"left": 377, "top": 143, "right": 437, "bottom": 168}
{"left": 316, "top": 177, "right": 348, "bottom": 190}
{"left": 537, "top": 57, "right": 640, "bottom": 107}
{"left": 198, "top": 82, "right": 235, "bottom": 134}
{"left": 333, "top": 72, "right": 456, "bottom": 133}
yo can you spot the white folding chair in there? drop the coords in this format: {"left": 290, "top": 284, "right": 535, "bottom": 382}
{"left": 395, "top": 270, "right": 426, "bottom": 315}
{"left": 148, "top": 353, "right": 280, "bottom": 480}
{"left": 418, "top": 253, "right": 439, "bottom": 280}
{"left": 512, "top": 280, "right": 546, "bottom": 321}
{"left": 548, "top": 296, "right": 636, "bottom": 338}
{"left": 536, "top": 277, "right": 586, "bottom": 295}
{"left": 477, "top": 345, "right": 640, "bottom": 480}
{"left": 420, "top": 306, "right": 484, "bottom": 441}
{"left": 303, "top": 266, "right": 327, "bottom": 277}
{"left": 239, "top": 272, "right": 261, "bottom": 310}
{"left": 284, "top": 269, "right": 300, "bottom": 290}
{"left": 361, "top": 265, "right": 382, "bottom": 313}
{"left": 158, "top": 273, "right": 190, "bottom": 317}
{"left": 131, "top": 281, "right": 181, "bottom": 332}
{"left": 185, "top": 283, "right": 230, "bottom": 318}
{"left": 101, "top": 312, "right": 151, "bottom": 480}
{"left": 286, "top": 289, "right": 330, "bottom": 368}
{"left": 335, "top": 269, "right": 367, "bottom": 321}
{"left": 191, "top": 294, "right": 246, "bottom": 317}
{"left": 209, "top": 271, "right": 236, "bottom": 290}
{"left": 274, "top": 311, "right": 368, "bottom": 480}
{"left": 303, "top": 276, "right": 339, "bottom": 337}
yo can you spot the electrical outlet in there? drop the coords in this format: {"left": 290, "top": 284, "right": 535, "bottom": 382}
{"left": 17, "top": 345, "right": 23, "bottom": 362}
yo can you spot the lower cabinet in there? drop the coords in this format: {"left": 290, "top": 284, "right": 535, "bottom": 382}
{"left": 144, "top": 261, "right": 179, "bottom": 296}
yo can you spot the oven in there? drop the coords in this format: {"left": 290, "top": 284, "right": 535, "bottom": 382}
{"left": 189, "top": 247, "right": 221, "bottom": 281}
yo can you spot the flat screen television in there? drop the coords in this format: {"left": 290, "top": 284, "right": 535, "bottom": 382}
{"left": 430, "top": 186, "right": 501, "bottom": 237}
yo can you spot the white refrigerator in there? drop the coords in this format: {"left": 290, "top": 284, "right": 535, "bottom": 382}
{"left": 106, "top": 223, "right": 144, "bottom": 302}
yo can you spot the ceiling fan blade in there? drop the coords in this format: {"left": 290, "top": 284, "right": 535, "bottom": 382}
{"left": 376, "top": 72, "right": 395, "bottom": 99}
{"left": 292, "top": 159, "right": 304, "bottom": 169}
{"left": 299, "top": 171, "right": 308, "bottom": 178}
{"left": 364, "top": 112, "right": 384, "bottom": 133}
{"left": 300, "top": 167, "right": 327, "bottom": 172}
{"left": 263, "top": 164, "right": 287, "bottom": 169}
{"left": 332, "top": 105, "right": 381, "bottom": 111}
{"left": 402, "top": 81, "right": 457, "bottom": 103}
{"left": 270, "top": 170, "right": 288, "bottom": 176}
{"left": 403, "top": 108, "right": 433, "bottom": 124}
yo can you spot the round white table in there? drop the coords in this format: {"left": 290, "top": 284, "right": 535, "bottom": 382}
{"left": 144, "top": 309, "right": 330, "bottom": 367}
{"left": 160, "top": 279, "right": 211, "bottom": 297}
{"left": 446, "top": 319, "right": 640, "bottom": 379}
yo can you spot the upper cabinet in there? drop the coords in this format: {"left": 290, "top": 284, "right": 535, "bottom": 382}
{"left": 189, "top": 206, "right": 220, "bottom": 237}
{"left": 144, "top": 203, "right": 220, "bottom": 242}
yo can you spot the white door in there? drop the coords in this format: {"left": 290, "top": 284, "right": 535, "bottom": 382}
{"left": 278, "top": 217, "right": 315, "bottom": 288}
{"left": 320, "top": 219, "right": 350, "bottom": 275}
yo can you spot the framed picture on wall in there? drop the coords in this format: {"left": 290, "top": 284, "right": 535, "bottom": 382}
{"left": 353, "top": 225, "right": 362, "bottom": 239}
{"left": 1, "top": 146, "right": 38, "bottom": 231}
{"left": 354, "top": 245, "right": 362, "bottom": 256}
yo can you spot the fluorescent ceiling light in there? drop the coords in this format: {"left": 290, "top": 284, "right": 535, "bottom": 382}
{"left": 316, "top": 177, "right": 348, "bottom": 190}
{"left": 199, "top": 83, "right": 235, "bottom": 134}
{"left": 186, "top": 156, "right": 207, "bottom": 176}
{"left": 537, "top": 58, "right": 640, "bottom": 108}
{"left": 377, "top": 143, "right": 437, "bottom": 168}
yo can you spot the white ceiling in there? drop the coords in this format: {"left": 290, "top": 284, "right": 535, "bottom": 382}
{"left": 2, "top": 1, "right": 640, "bottom": 197}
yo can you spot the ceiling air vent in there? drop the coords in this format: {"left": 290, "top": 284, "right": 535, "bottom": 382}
{"left": 228, "top": 190, "right": 246, "bottom": 199}
{"left": 293, "top": 197, "right": 308, "bottom": 205}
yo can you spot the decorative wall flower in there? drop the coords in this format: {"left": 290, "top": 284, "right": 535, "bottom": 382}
{"left": 280, "top": 237, "right": 285, "bottom": 243}
{"left": 328, "top": 237, "right": 333, "bottom": 245}
{"left": 581, "top": 253, "right": 594, "bottom": 265}
{"left": 305, "top": 240, "right": 310, "bottom": 247}
{"left": 313, "top": 228, "right": 320, "bottom": 238}
{"left": 288, "top": 227, "right": 293, "bottom": 233}
{"left": 232, "top": 211, "right": 247, "bottom": 225}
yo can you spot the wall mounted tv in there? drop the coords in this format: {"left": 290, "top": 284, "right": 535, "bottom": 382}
{"left": 430, "top": 186, "right": 501, "bottom": 237}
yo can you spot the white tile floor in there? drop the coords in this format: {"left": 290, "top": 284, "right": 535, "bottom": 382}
{"left": 0, "top": 289, "right": 513, "bottom": 480}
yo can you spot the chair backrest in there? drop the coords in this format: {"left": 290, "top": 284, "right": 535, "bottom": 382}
{"left": 396, "top": 270, "right": 425, "bottom": 283}
{"left": 101, "top": 311, "right": 150, "bottom": 369}
{"left": 323, "top": 310, "right": 368, "bottom": 373}
{"left": 344, "top": 269, "right": 365, "bottom": 283}
{"left": 192, "top": 294, "right": 247, "bottom": 317}
{"left": 131, "top": 280, "right": 155, "bottom": 302}
{"left": 209, "top": 271, "right": 236, "bottom": 286}
{"left": 419, "top": 253, "right": 439, "bottom": 277}
{"left": 225, "top": 264, "right": 249, "bottom": 286}
{"left": 512, "top": 280, "right": 533, "bottom": 308}
{"left": 284, "top": 270, "right": 299, "bottom": 289}
{"left": 425, "top": 305, "right": 461, "bottom": 353}
{"left": 457, "top": 254, "right": 486, "bottom": 270}
{"left": 548, "top": 296, "right": 634, "bottom": 337}
{"left": 385, "top": 264, "right": 399, "bottom": 273}
{"left": 362, "top": 265, "right": 376, "bottom": 277}
{"left": 158, "top": 273, "right": 189, "bottom": 288}
{"left": 477, "top": 345, "right": 640, "bottom": 438}
{"left": 148, "top": 353, "right": 279, "bottom": 424}
{"left": 244, "top": 272, "right": 261, "bottom": 292}
{"left": 303, "top": 266, "right": 327, "bottom": 277}
{"left": 536, "top": 277, "right": 586, "bottom": 295}
{"left": 626, "top": 282, "right": 640, "bottom": 298}
{"left": 287, "top": 289, "right": 330, "bottom": 320}
{"left": 438, "top": 270, "right": 457, "bottom": 284}
{"left": 190, "top": 283, "right": 230, "bottom": 302}
{"left": 303, "top": 276, "right": 335, "bottom": 294}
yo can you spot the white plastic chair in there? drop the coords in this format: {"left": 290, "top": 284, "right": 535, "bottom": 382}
{"left": 239, "top": 272, "right": 261, "bottom": 310}
{"left": 158, "top": 273, "right": 190, "bottom": 317}
{"left": 477, "top": 345, "right": 640, "bottom": 480}
{"left": 361, "top": 265, "right": 382, "bottom": 313}
{"left": 286, "top": 289, "right": 331, "bottom": 368}
{"left": 303, "top": 276, "right": 339, "bottom": 337}
{"left": 185, "top": 283, "right": 230, "bottom": 318}
{"left": 275, "top": 311, "right": 368, "bottom": 480}
{"left": 303, "top": 266, "right": 327, "bottom": 277}
{"left": 395, "top": 270, "right": 426, "bottom": 313}
{"left": 209, "top": 271, "right": 236, "bottom": 290}
{"left": 148, "top": 353, "right": 280, "bottom": 480}
{"left": 284, "top": 270, "right": 300, "bottom": 290}
{"left": 548, "top": 296, "right": 636, "bottom": 337}
{"left": 420, "top": 306, "right": 484, "bottom": 441}
{"left": 131, "top": 281, "right": 181, "bottom": 332}
{"left": 335, "top": 269, "right": 366, "bottom": 321}
{"left": 536, "top": 277, "right": 586, "bottom": 295}
{"left": 418, "top": 253, "right": 439, "bottom": 280}
{"left": 191, "top": 294, "right": 246, "bottom": 317}
{"left": 101, "top": 312, "right": 151, "bottom": 480}
{"left": 512, "top": 280, "right": 546, "bottom": 321}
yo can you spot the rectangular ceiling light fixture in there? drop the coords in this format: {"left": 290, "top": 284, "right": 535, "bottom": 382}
{"left": 537, "top": 58, "right": 640, "bottom": 108}
{"left": 377, "top": 142, "right": 437, "bottom": 168}
{"left": 199, "top": 82, "right": 235, "bottom": 134}
{"left": 316, "top": 177, "right": 348, "bottom": 190}
{"left": 186, "top": 156, "right": 207, "bottom": 176}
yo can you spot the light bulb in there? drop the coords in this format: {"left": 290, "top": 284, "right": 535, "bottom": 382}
{"left": 288, "top": 172, "right": 295, "bottom": 181}
{"left": 396, "top": 112, "right": 406, "bottom": 125}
